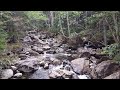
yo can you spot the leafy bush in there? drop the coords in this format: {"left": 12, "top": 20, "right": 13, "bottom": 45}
{"left": 0, "top": 29, "right": 7, "bottom": 52}
{"left": 113, "top": 53, "right": 120, "bottom": 61}
{"left": 101, "top": 43, "right": 120, "bottom": 58}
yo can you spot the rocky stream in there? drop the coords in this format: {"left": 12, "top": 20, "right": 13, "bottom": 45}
{"left": 0, "top": 30, "right": 120, "bottom": 79}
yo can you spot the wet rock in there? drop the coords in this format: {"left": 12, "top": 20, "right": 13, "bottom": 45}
{"left": 13, "top": 73, "right": 22, "bottom": 78}
{"left": 104, "top": 70, "right": 120, "bottom": 79}
{"left": 78, "top": 75, "right": 91, "bottom": 79}
{"left": 1, "top": 69, "right": 13, "bottom": 79}
{"left": 29, "top": 68, "right": 49, "bottom": 79}
{"left": 71, "top": 58, "right": 90, "bottom": 74}
{"left": 95, "top": 60, "right": 120, "bottom": 78}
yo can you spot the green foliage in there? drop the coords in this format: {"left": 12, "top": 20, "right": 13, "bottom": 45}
{"left": 113, "top": 53, "right": 120, "bottom": 61}
{"left": 101, "top": 43, "right": 120, "bottom": 58}
{"left": 0, "top": 29, "right": 7, "bottom": 51}
{"left": 25, "top": 11, "right": 48, "bottom": 21}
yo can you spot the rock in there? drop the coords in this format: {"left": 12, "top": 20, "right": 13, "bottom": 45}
{"left": 104, "top": 70, "right": 120, "bottom": 79}
{"left": 71, "top": 58, "right": 89, "bottom": 74}
{"left": 56, "top": 48, "right": 64, "bottom": 53}
{"left": 78, "top": 75, "right": 91, "bottom": 79}
{"left": 49, "top": 71, "right": 62, "bottom": 79}
{"left": 42, "top": 45, "right": 51, "bottom": 50}
{"left": 46, "top": 50, "right": 56, "bottom": 54}
{"left": 15, "top": 58, "right": 40, "bottom": 73}
{"left": 13, "top": 73, "right": 22, "bottom": 78}
{"left": 82, "top": 65, "right": 92, "bottom": 75}
{"left": 49, "top": 69, "right": 74, "bottom": 79}
{"left": 52, "top": 58, "right": 62, "bottom": 66}
{"left": 71, "top": 54, "right": 79, "bottom": 60}
{"left": 39, "top": 61, "right": 46, "bottom": 67}
{"left": 44, "top": 63, "right": 49, "bottom": 69}
{"left": 11, "top": 66, "right": 17, "bottom": 71}
{"left": 1, "top": 69, "right": 13, "bottom": 79}
{"left": 54, "top": 53, "right": 71, "bottom": 60}
{"left": 64, "top": 65, "right": 71, "bottom": 71}
{"left": 72, "top": 73, "right": 79, "bottom": 79}
{"left": 29, "top": 68, "right": 49, "bottom": 79}
{"left": 29, "top": 50, "right": 39, "bottom": 56}
{"left": 62, "top": 70, "right": 74, "bottom": 79}
{"left": 31, "top": 46, "right": 43, "bottom": 54}
{"left": 23, "top": 36, "right": 32, "bottom": 42}
{"left": 95, "top": 60, "right": 120, "bottom": 78}
{"left": 19, "top": 54, "right": 27, "bottom": 60}
{"left": 80, "top": 52, "right": 91, "bottom": 59}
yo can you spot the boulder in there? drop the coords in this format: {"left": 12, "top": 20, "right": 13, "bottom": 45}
{"left": 29, "top": 68, "right": 49, "bottom": 79}
{"left": 15, "top": 58, "right": 40, "bottom": 73}
{"left": 104, "top": 70, "right": 120, "bottom": 79}
{"left": 31, "top": 46, "right": 43, "bottom": 54}
{"left": 13, "top": 73, "right": 22, "bottom": 78}
{"left": 80, "top": 52, "right": 91, "bottom": 59}
{"left": 52, "top": 59, "right": 62, "bottom": 66}
{"left": 1, "top": 69, "right": 13, "bottom": 79}
{"left": 71, "top": 58, "right": 90, "bottom": 74}
{"left": 95, "top": 60, "right": 120, "bottom": 78}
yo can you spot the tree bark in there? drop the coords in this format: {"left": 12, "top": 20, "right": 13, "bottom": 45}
{"left": 66, "top": 11, "right": 70, "bottom": 37}
{"left": 103, "top": 20, "right": 107, "bottom": 46}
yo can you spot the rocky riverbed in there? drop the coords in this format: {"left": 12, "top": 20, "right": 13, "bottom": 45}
{"left": 0, "top": 30, "right": 120, "bottom": 79}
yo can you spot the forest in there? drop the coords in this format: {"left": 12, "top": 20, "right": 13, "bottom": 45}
{"left": 0, "top": 11, "right": 120, "bottom": 79}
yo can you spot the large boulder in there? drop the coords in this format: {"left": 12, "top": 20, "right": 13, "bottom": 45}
{"left": 15, "top": 58, "right": 40, "bottom": 73}
{"left": 1, "top": 69, "right": 13, "bottom": 79}
{"left": 71, "top": 58, "right": 90, "bottom": 74}
{"left": 104, "top": 70, "right": 120, "bottom": 79}
{"left": 95, "top": 60, "right": 120, "bottom": 78}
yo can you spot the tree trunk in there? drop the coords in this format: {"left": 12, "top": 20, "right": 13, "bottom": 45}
{"left": 66, "top": 11, "right": 70, "bottom": 37}
{"left": 59, "top": 13, "right": 64, "bottom": 36}
{"left": 50, "top": 11, "right": 54, "bottom": 27}
{"left": 112, "top": 12, "right": 120, "bottom": 44}
{"left": 103, "top": 20, "right": 107, "bottom": 46}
